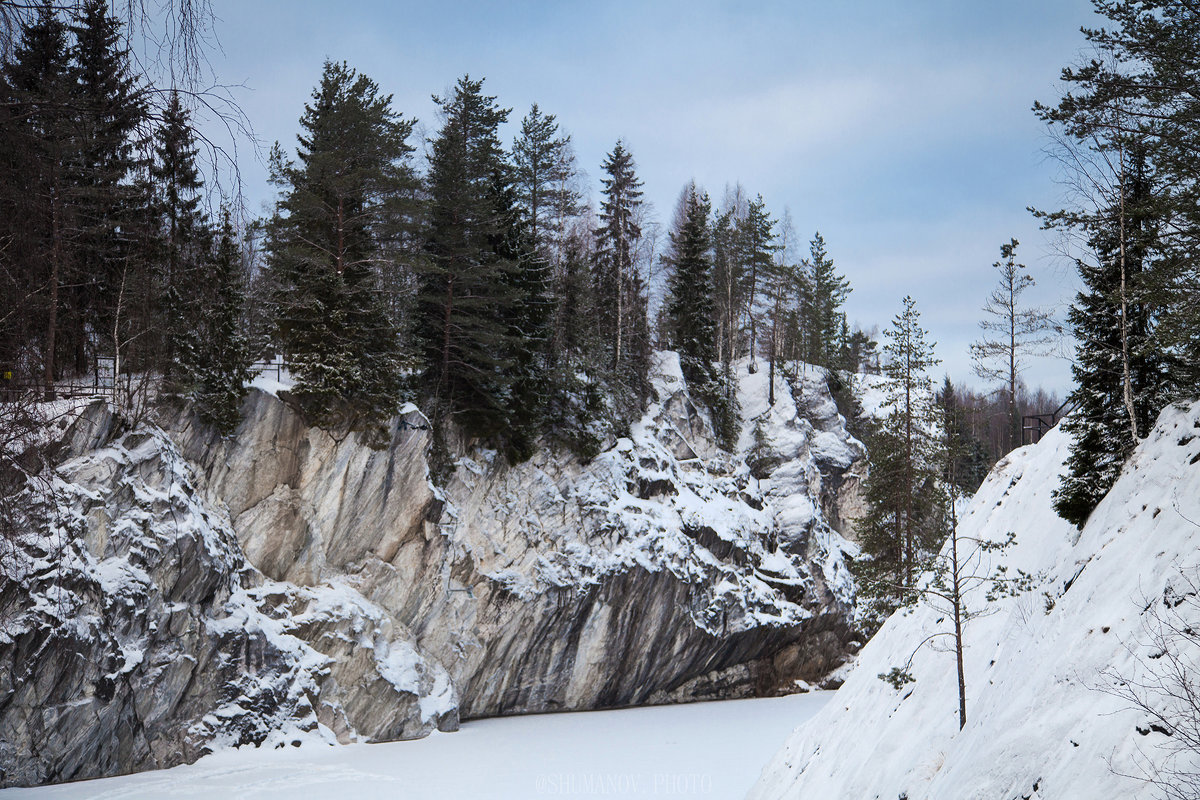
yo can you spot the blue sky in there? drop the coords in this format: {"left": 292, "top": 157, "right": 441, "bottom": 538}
{"left": 201, "top": 0, "right": 1100, "bottom": 394}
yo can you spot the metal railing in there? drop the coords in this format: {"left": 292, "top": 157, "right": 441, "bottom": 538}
{"left": 0, "top": 379, "right": 117, "bottom": 403}
{"left": 1022, "top": 397, "right": 1076, "bottom": 445}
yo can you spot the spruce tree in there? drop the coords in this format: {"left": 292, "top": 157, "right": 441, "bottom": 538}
{"left": 855, "top": 296, "right": 945, "bottom": 618}
{"left": 663, "top": 182, "right": 738, "bottom": 448}
{"left": 267, "top": 60, "right": 412, "bottom": 430}
{"left": 190, "top": 209, "right": 251, "bottom": 434}
{"left": 594, "top": 140, "right": 650, "bottom": 415}
{"left": 544, "top": 224, "right": 604, "bottom": 457}
{"left": 1052, "top": 152, "right": 1169, "bottom": 527}
{"left": 152, "top": 89, "right": 209, "bottom": 386}
{"left": 68, "top": 0, "right": 146, "bottom": 375}
{"left": 416, "top": 75, "right": 524, "bottom": 449}
{"left": 492, "top": 169, "right": 550, "bottom": 462}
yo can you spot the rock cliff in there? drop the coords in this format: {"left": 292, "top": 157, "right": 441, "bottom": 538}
{"left": 0, "top": 353, "right": 863, "bottom": 787}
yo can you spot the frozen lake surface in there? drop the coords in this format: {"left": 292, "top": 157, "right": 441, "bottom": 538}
{"left": 6, "top": 692, "right": 833, "bottom": 799}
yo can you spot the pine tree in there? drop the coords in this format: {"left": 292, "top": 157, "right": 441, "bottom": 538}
{"left": 969, "top": 239, "right": 1054, "bottom": 452}
{"left": 663, "top": 182, "right": 737, "bottom": 448}
{"left": 512, "top": 103, "right": 580, "bottom": 260}
{"left": 739, "top": 195, "right": 776, "bottom": 370}
{"left": 855, "top": 296, "right": 945, "bottom": 618}
{"left": 711, "top": 200, "right": 743, "bottom": 370}
{"left": 1041, "top": 2, "right": 1200, "bottom": 394}
{"left": 267, "top": 60, "right": 412, "bottom": 430}
{"left": 416, "top": 75, "right": 525, "bottom": 449}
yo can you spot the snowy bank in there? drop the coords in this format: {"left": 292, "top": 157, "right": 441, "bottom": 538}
{"left": 751, "top": 400, "right": 1200, "bottom": 799}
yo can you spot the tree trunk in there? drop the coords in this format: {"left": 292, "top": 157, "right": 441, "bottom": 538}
{"left": 43, "top": 185, "right": 62, "bottom": 401}
{"left": 1117, "top": 149, "right": 1138, "bottom": 443}
{"left": 950, "top": 500, "right": 967, "bottom": 730}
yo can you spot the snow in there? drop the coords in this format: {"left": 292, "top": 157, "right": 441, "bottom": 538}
{"left": 751, "top": 400, "right": 1200, "bottom": 800}
{"left": 442, "top": 352, "right": 864, "bottom": 635}
{"left": 5, "top": 693, "right": 833, "bottom": 800}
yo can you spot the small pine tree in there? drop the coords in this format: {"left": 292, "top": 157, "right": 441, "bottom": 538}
{"left": 799, "top": 232, "right": 850, "bottom": 369}
{"left": 969, "top": 238, "right": 1054, "bottom": 453}
{"left": 738, "top": 195, "right": 777, "bottom": 370}
{"left": 855, "top": 296, "right": 945, "bottom": 618}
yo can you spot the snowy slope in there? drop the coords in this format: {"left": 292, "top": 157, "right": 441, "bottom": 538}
{"left": 752, "top": 401, "right": 1200, "bottom": 800}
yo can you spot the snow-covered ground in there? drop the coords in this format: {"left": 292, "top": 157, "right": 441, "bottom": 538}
{"left": 751, "top": 401, "right": 1200, "bottom": 799}
{"left": 5, "top": 693, "right": 831, "bottom": 799}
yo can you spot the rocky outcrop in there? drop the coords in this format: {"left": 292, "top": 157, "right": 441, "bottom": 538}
{"left": 1, "top": 353, "right": 865, "bottom": 787}
{"left": 0, "top": 406, "right": 455, "bottom": 788}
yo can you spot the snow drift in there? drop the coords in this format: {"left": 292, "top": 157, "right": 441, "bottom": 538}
{"left": 751, "top": 400, "right": 1200, "bottom": 799}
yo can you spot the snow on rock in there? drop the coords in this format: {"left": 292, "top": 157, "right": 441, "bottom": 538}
{"left": 163, "top": 352, "right": 867, "bottom": 724}
{"left": 3, "top": 350, "right": 869, "bottom": 789}
{"left": 751, "top": 400, "right": 1200, "bottom": 800}
{"left": 0, "top": 403, "right": 455, "bottom": 789}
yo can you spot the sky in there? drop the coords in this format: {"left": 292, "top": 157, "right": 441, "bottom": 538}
{"left": 194, "top": 0, "right": 1101, "bottom": 395}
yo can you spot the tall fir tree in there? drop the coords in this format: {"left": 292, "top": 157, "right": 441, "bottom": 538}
{"left": 594, "top": 140, "right": 650, "bottom": 415}
{"left": 663, "top": 182, "right": 738, "bottom": 448}
{"left": 267, "top": 59, "right": 412, "bottom": 430}
{"left": 855, "top": 296, "right": 945, "bottom": 619}
{"left": 3, "top": 2, "right": 75, "bottom": 393}
{"left": 189, "top": 209, "right": 251, "bottom": 434}
{"left": 68, "top": 0, "right": 146, "bottom": 375}
{"left": 416, "top": 75, "right": 528, "bottom": 454}
{"left": 152, "top": 89, "right": 209, "bottom": 386}
{"left": 1052, "top": 151, "right": 1169, "bottom": 526}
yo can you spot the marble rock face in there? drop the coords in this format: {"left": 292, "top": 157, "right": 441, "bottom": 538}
{"left": 1, "top": 353, "right": 864, "bottom": 787}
